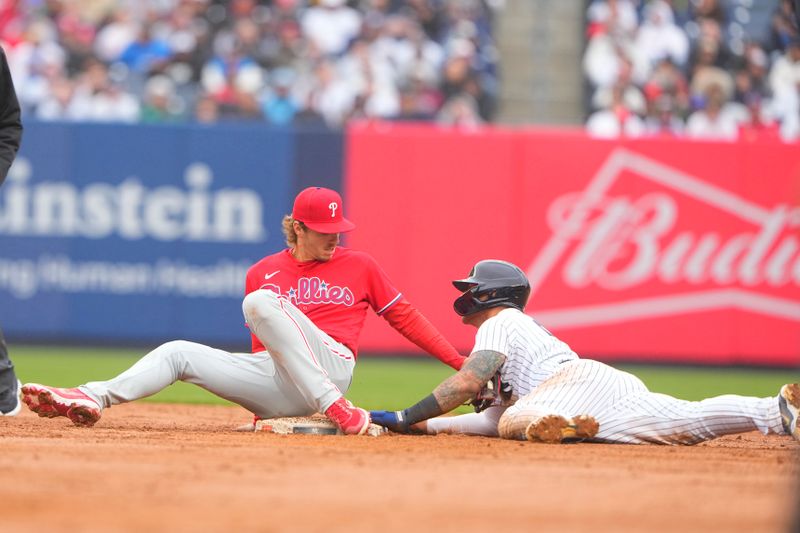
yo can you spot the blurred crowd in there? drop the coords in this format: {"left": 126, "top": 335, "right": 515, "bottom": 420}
{"left": 0, "top": 0, "right": 501, "bottom": 127}
{"left": 584, "top": 0, "right": 800, "bottom": 142}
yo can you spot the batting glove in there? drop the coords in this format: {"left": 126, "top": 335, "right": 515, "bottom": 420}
{"left": 369, "top": 410, "right": 410, "bottom": 433}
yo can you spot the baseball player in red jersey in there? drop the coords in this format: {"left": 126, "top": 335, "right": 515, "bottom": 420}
{"left": 21, "top": 187, "right": 465, "bottom": 434}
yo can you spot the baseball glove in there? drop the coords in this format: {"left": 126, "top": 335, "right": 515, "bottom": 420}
{"left": 469, "top": 371, "right": 512, "bottom": 412}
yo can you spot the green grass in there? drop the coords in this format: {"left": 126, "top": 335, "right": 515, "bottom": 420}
{"left": 8, "top": 345, "right": 799, "bottom": 411}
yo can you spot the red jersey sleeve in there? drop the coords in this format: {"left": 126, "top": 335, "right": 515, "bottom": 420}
{"left": 381, "top": 299, "right": 465, "bottom": 370}
{"left": 363, "top": 254, "right": 403, "bottom": 315}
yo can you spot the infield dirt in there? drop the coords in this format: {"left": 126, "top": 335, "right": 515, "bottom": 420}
{"left": 2, "top": 402, "right": 798, "bottom": 532}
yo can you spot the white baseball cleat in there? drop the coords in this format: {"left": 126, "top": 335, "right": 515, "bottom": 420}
{"left": 778, "top": 383, "right": 800, "bottom": 442}
{"left": 0, "top": 380, "right": 22, "bottom": 417}
{"left": 525, "top": 414, "right": 599, "bottom": 444}
{"left": 21, "top": 383, "right": 102, "bottom": 427}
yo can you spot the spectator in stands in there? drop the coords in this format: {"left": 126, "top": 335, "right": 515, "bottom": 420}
{"left": 587, "top": 0, "right": 639, "bottom": 40}
{"left": 15, "top": 36, "right": 67, "bottom": 117}
{"left": 737, "top": 91, "right": 781, "bottom": 141}
{"left": 261, "top": 17, "right": 307, "bottom": 70}
{"left": 67, "top": 58, "right": 138, "bottom": 122}
{"left": 586, "top": 82, "right": 645, "bottom": 138}
{"left": 583, "top": 23, "right": 646, "bottom": 91}
{"left": 393, "top": 76, "right": 441, "bottom": 121}
{"left": 635, "top": 0, "right": 690, "bottom": 70}
{"left": 643, "top": 56, "right": 690, "bottom": 116}
{"left": 151, "top": 3, "right": 210, "bottom": 84}
{"left": 119, "top": 25, "right": 172, "bottom": 76}
{"left": 436, "top": 92, "right": 483, "bottom": 128}
{"left": 404, "top": 0, "right": 447, "bottom": 42}
{"left": 735, "top": 43, "right": 770, "bottom": 101}
{"left": 301, "top": 0, "right": 363, "bottom": 57}
{"left": 292, "top": 91, "right": 328, "bottom": 126}
{"left": 593, "top": 55, "right": 646, "bottom": 116}
{"left": 685, "top": 82, "right": 740, "bottom": 140}
{"left": 439, "top": 37, "right": 493, "bottom": 120}
{"left": 687, "top": 18, "right": 734, "bottom": 76}
{"left": 440, "top": 0, "right": 499, "bottom": 93}
{"left": 140, "top": 75, "right": 185, "bottom": 123}
{"left": 194, "top": 92, "right": 220, "bottom": 123}
{"left": 35, "top": 76, "right": 76, "bottom": 120}
{"left": 770, "top": 0, "right": 800, "bottom": 52}
{"left": 687, "top": 0, "right": 727, "bottom": 26}
{"left": 643, "top": 94, "right": 685, "bottom": 137}
{"left": 55, "top": 0, "right": 100, "bottom": 75}
{"left": 338, "top": 38, "right": 399, "bottom": 120}
{"left": 201, "top": 37, "right": 265, "bottom": 118}
{"left": 768, "top": 38, "right": 800, "bottom": 124}
{"left": 296, "top": 58, "right": 356, "bottom": 126}
{"left": 401, "top": 24, "right": 446, "bottom": 89}
{"left": 261, "top": 67, "right": 298, "bottom": 125}
{"left": 93, "top": 7, "right": 138, "bottom": 63}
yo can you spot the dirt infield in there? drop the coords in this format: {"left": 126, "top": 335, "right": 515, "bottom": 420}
{"left": 2, "top": 403, "right": 798, "bottom": 533}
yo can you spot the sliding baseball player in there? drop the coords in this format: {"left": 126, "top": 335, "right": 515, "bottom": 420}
{"left": 370, "top": 260, "right": 800, "bottom": 445}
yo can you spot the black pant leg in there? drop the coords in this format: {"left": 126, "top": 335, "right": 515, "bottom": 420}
{"left": 0, "top": 325, "right": 18, "bottom": 410}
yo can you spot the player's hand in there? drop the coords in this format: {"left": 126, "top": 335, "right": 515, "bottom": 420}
{"left": 369, "top": 410, "right": 410, "bottom": 433}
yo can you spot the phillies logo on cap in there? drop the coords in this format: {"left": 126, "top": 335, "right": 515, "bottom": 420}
{"left": 292, "top": 187, "right": 355, "bottom": 233}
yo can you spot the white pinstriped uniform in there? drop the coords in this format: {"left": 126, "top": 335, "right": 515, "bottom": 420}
{"left": 427, "top": 308, "right": 787, "bottom": 444}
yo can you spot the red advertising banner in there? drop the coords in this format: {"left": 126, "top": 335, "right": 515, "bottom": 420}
{"left": 345, "top": 123, "right": 800, "bottom": 366}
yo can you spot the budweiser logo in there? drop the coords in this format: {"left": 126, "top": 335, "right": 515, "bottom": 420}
{"left": 527, "top": 148, "right": 800, "bottom": 329}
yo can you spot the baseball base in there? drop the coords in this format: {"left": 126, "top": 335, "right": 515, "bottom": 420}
{"left": 244, "top": 416, "right": 386, "bottom": 437}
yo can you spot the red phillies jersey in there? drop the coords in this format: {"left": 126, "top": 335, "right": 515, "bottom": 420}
{"left": 245, "top": 247, "right": 402, "bottom": 356}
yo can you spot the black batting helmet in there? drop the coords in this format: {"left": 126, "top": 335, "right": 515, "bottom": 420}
{"left": 452, "top": 260, "right": 531, "bottom": 317}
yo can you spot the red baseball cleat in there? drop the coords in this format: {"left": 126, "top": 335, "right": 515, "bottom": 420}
{"left": 21, "top": 383, "right": 102, "bottom": 427}
{"left": 325, "top": 397, "right": 370, "bottom": 435}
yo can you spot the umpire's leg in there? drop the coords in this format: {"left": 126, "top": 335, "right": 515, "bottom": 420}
{"left": 0, "top": 326, "right": 19, "bottom": 413}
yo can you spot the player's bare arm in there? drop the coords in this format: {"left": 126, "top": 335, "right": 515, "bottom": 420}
{"left": 431, "top": 350, "right": 505, "bottom": 413}
{"left": 370, "top": 350, "right": 505, "bottom": 433}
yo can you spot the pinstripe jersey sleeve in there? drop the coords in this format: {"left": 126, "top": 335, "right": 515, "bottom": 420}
{"left": 473, "top": 315, "right": 510, "bottom": 354}
{"left": 471, "top": 309, "right": 579, "bottom": 402}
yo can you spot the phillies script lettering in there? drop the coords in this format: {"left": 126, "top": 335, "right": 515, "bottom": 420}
{"left": 262, "top": 277, "right": 355, "bottom": 306}
{"left": 548, "top": 192, "right": 800, "bottom": 290}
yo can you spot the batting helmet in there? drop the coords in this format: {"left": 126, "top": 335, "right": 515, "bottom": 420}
{"left": 452, "top": 260, "right": 531, "bottom": 317}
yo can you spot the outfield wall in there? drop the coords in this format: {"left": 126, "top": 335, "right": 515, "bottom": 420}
{"left": 346, "top": 123, "right": 800, "bottom": 366}
{"left": 1, "top": 121, "right": 798, "bottom": 366}
{"left": 0, "top": 122, "right": 341, "bottom": 345}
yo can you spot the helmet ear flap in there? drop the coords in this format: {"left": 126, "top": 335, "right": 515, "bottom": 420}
{"left": 453, "top": 289, "right": 478, "bottom": 316}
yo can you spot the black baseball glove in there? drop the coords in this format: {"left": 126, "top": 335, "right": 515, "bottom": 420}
{"left": 469, "top": 371, "right": 512, "bottom": 412}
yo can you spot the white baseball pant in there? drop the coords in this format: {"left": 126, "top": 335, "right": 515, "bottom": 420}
{"left": 80, "top": 290, "right": 354, "bottom": 418}
{"left": 497, "top": 360, "right": 786, "bottom": 444}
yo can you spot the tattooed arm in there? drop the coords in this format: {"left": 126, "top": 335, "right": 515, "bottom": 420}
{"left": 369, "top": 350, "right": 506, "bottom": 433}
{"left": 430, "top": 350, "right": 506, "bottom": 412}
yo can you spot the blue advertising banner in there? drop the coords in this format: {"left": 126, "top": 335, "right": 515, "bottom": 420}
{"left": 0, "top": 122, "right": 342, "bottom": 347}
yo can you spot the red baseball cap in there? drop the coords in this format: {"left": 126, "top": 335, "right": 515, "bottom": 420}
{"left": 292, "top": 187, "right": 356, "bottom": 234}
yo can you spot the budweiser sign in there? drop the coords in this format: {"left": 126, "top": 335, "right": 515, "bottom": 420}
{"left": 527, "top": 148, "right": 800, "bottom": 329}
